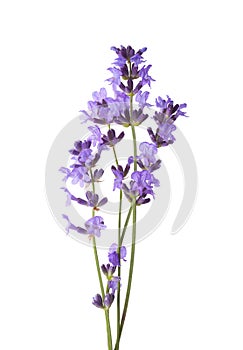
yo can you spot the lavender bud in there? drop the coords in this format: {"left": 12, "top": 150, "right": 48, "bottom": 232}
{"left": 92, "top": 294, "right": 104, "bottom": 309}
{"left": 104, "top": 293, "right": 115, "bottom": 309}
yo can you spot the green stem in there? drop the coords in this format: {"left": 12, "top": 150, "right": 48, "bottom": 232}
{"left": 116, "top": 188, "right": 123, "bottom": 348}
{"left": 115, "top": 200, "right": 137, "bottom": 349}
{"left": 131, "top": 123, "right": 137, "bottom": 171}
{"left": 120, "top": 205, "right": 133, "bottom": 244}
{"left": 92, "top": 236, "right": 105, "bottom": 298}
{"left": 90, "top": 169, "right": 113, "bottom": 350}
{"left": 105, "top": 310, "right": 113, "bottom": 350}
{"left": 115, "top": 68, "right": 138, "bottom": 348}
{"left": 112, "top": 145, "right": 119, "bottom": 167}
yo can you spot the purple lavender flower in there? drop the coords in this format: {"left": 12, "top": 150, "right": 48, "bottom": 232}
{"left": 119, "top": 79, "right": 144, "bottom": 95}
{"left": 111, "top": 163, "right": 130, "bottom": 190}
{"left": 85, "top": 216, "right": 106, "bottom": 237}
{"left": 80, "top": 88, "right": 117, "bottom": 125}
{"left": 137, "top": 142, "right": 161, "bottom": 172}
{"left": 138, "top": 142, "right": 157, "bottom": 167}
{"left": 131, "top": 171, "right": 151, "bottom": 197}
{"left": 101, "top": 264, "right": 116, "bottom": 279}
{"left": 92, "top": 294, "right": 103, "bottom": 309}
{"left": 108, "top": 276, "right": 121, "bottom": 294}
{"left": 158, "top": 122, "right": 177, "bottom": 144}
{"left": 84, "top": 191, "right": 108, "bottom": 209}
{"left": 122, "top": 182, "right": 141, "bottom": 202}
{"left": 108, "top": 243, "right": 127, "bottom": 266}
{"left": 93, "top": 168, "right": 104, "bottom": 182}
{"left": 122, "top": 170, "right": 160, "bottom": 204}
{"left": 62, "top": 215, "right": 87, "bottom": 235}
{"left": 101, "top": 129, "right": 125, "bottom": 147}
{"left": 93, "top": 293, "right": 115, "bottom": 309}
{"left": 131, "top": 47, "right": 147, "bottom": 65}
{"left": 87, "top": 125, "right": 103, "bottom": 147}
{"left": 147, "top": 119, "right": 176, "bottom": 147}
{"left": 147, "top": 127, "right": 173, "bottom": 147}
{"left": 65, "top": 166, "right": 90, "bottom": 187}
{"left": 108, "top": 45, "right": 153, "bottom": 96}
{"left": 62, "top": 188, "right": 108, "bottom": 209}
{"left": 62, "top": 215, "right": 106, "bottom": 237}
{"left": 111, "top": 45, "right": 147, "bottom": 67}
{"left": 132, "top": 109, "right": 149, "bottom": 126}
{"left": 111, "top": 166, "right": 124, "bottom": 190}
{"left": 135, "top": 90, "right": 152, "bottom": 108}
{"left": 107, "top": 67, "right": 122, "bottom": 89}
{"left": 131, "top": 170, "right": 159, "bottom": 195}
{"left": 155, "top": 95, "right": 188, "bottom": 121}
{"left": 104, "top": 293, "right": 115, "bottom": 309}
{"left": 119, "top": 79, "right": 134, "bottom": 94}
{"left": 59, "top": 163, "right": 89, "bottom": 185}
{"left": 139, "top": 65, "right": 155, "bottom": 88}
{"left": 69, "top": 140, "right": 91, "bottom": 157}
{"left": 67, "top": 139, "right": 101, "bottom": 171}
{"left": 60, "top": 163, "right": 103, "bottom": 188}
{"left": 61, "top": 187, "right": 87, "bottom": 206}
{"left": 82, "top": 152, "right": 101, "bottom": 170}
{"left": 113, "top": 90, "right": 129, "bottom": 103}
{"left": 148, "top": 95, "right": 188, "bottom": 147}
{"left": 114, "top": 108, "right": 148, "bottom": 127}
{"left": 125, "top": 63, "right": 140, "bottom": 80}
{"left": 113, "top": 109, "right": 130, "bottom": 127}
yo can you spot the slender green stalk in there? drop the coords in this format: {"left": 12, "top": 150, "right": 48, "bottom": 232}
{"left": 131, "top": 123, "right": 137, "bottom": 171}
{"left": 112, "top": 145, "right": 119, "bottom": 167}
{"left": 117, "top": 201, "right": 133, "bottom": 350}
{"left": 105, "top": 311, "right": 113, "bottom": 350}
{"left": 90, "top": 169, "right": 113, "bottom": 350}
{"left": 115, "top": 200, "right": 137, "bottom": 349}
{"left": 92, "top": 236, "right": 105, "bottom": 298}
{"left": 120, "top": 205, "right": 132, "bottom": 244}
{"left": 115, "top": 63, "right": 138, "bottom": 348}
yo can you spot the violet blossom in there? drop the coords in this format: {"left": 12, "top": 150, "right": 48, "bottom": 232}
{"left": 111, "top": 163, "right": 130, "bottom": 190}
{"left": 62, "top": 215, "right": 106, "bottom": 237}
{"left": 92, "top": 293, "right": 115, "bottom": 309}
{"left": 101, "top": 264, "right": 116, "bottom": 279}
{"left": 122, "top": 170, "right": 160, "bottom": 205}
{"left": 80, "top": 88, "right": 117, "bottom": 125}
{"left": 85, "top": 216, "right": 106, "bottom": 237}
{"left": 62, "top": 215, "right": 87, "bottom": 235}
{"left": 92, "top": 294, "right": 103, "bottom": 309}
{"left": 114, "top": 108, "right": 149, "bottom": 127}
{"left": 108, "top": 276, "right": 121, "bottom": 294}
{"left": 137, "top": 142, "right": 162, "bottom": 172}
{"left": 108, "top": 243, "right": 127, "bottom": 266}
{"left": 101, "top": 129, "right": 125, "bottom": 147}
{"left": 104, "top": 293, "right": 115, "bottom": 309}
{"left": 62, "top": 188, "right": 108, "bottom": 209}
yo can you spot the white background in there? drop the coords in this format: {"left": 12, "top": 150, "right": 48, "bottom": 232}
{"left": 1, "top": 0, "right": 243, "bottom": 349}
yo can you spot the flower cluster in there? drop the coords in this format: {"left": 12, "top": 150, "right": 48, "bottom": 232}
{"left": 108, "top": 45, "right": 154, "bottom": 95}
{"left": 59, "top": 44, "right": 188, "bottom": 349}
{"left": 148, "top": 95, "right": 188, "bottom": 147}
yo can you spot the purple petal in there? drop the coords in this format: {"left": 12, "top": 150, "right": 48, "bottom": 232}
{"left": 98, "top": 197, "right": 108, "bottom": 207}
